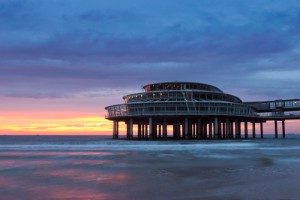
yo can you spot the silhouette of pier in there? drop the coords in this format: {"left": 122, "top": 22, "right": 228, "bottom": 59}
{"left": 105, "top": 82, "right": 300, "bottom": 139}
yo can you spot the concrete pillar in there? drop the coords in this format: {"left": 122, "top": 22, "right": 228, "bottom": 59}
{"left": 203, "top": 122, "right": 208, "bottom": 139}
{"left": 192, "top": 123, "right": 196, "bottom": 139}
{"left": 197, "top": 119, "right": 202, "bottom": 139}
{"left": 230, "top": 122, "right": 234, "bottom": 139}
{"left": 126, "top": 121, "right": 130, "bottom": 139}
{"left": 113, "top": 120, "right": 117, "bottom": 139}
{"left": 176, "top": 119, "right": 181, "bottom": 139}
{"left": 235, "top": 119, "right": 240, "bottom": 139}
{"left": 149, "top": 117, "right": 153, "bottom": 139}
{"left": 275, "top": 120, "right": 278, "bottom": 139}
{"left": 218, "top": 121, "right": 222, "bottom": 139}
{"left": 260, "top": 122, "right": 264, "bottom": 139}
{"left": 209, "top": 119, "right": 213, "bottom": 139}
{"left": 145, "top": 122, "right": 148, "bottom": 139}
{"left": 222, "top": 122, "right": 226, "bottom": 139}
{"left": 226, "top": 119, "right": 230, "bottom": 139}
{"left": 141, "top": 123, "right": 145, "bottom": 139}
{"left": 187, "top": 120, "right": 192, "bottom": 139}
{"left": 163, "top": 118, "right": 167, "bottom": 139}
{"left": 244, "top": 121, "right": 248, "bottom": 139}
{"left": 182, "top": 124, "right": 185, "bottom": 139}
{"left": 282, "top": 120, "right": 286, "bottom": 138}
{"left": 214, "top": 117, "right": 219, "bottom": 139}
{"left": 252, "top": 122, "right": 256, "bottom": 139}
{"left": 129, "top": 118, "right": 133, "bottom": 139}
{"left": 152, "top": 121, "right": 157, "bottom": 139}
{"left": 239, "top": 121, "right": 241, "bottom": 139}
{"left": 234, "top": 120, "right": 237, "bottom": 139}
{"left": 184, "top": 117, "right": 188, "bottom": 139}
{"left": 158, "top": 123, "right": 162, "bottom": 139}
{"left": 138, "top": 123, "right": 141, "bottom": 139}
{"left": 116, "top": 121, "right": 119, "bottom": 139}
{"left": 173, "top": 124, "right": 176, "bottom": 139}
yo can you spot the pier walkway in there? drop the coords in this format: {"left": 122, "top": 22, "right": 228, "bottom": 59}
{"left": 246, "top": 99, "right": 300, "bottom": 138}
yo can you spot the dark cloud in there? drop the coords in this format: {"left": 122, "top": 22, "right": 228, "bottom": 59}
{"left": 1, "top": 0, "right": 300, "bottom": 100}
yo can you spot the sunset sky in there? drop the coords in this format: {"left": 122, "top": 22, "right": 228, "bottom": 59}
{"left": 1, "top": 0, "right": 300, "bottom": 135}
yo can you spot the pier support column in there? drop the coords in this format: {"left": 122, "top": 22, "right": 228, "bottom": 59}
{"left": 235, "top": 119, "right": 240, "bottom": 139}
{"left": 197, "top": 119, "right": 202, "bottom": 139}
{"left": 244, "top": 121, "right": 248, "bottom": 139}
{"left": 126, "top": 122, "right": 130, "bottom": 139}
{"left": 252, "top": 122, "right": 256, "bottom": 139}
{"left": 126, "top": 119, "right": 133, "bottom": 139}
{"left": 158, "top": 122, "right": 162, "bottom": 139}
{"left": 152, "top": 121, "right": 157, "bottom": 140}
{"left": 203, "top": 122, "right": 208, "bottom": 139}
{"left": 222, "top": 122, "right": 226, "bottom": 139}
{"left": 260, "top": 122, "right": 264, "bottom": 139}
{"left": 275, "top": 120, "right": 278, "bottom": 139}
{"left": 192, "top": 123, "right": 196, "bottom": 139}
{"left": 173, "top": 119, "right": 179, "bottom": 139}
{"left": 129, "top": 118, "right": 133, "bottom": 139}
{"left": 145, "top": 120, "right": 148, "bottom": 139}
{"left": 184, "top": 117, "right": 189, "bottom": 139}
{"left": 219, "top": 121, "right": 222, "bottom": 139}
{"left": 173, "top": 124, "right": 176, "bottom": 139}
{"left": 176, "top": 119, "right": 181, "bottom": 139}
{"left": 113, "top": 120, "right": 117, "bottom": 139}
{"left": 230, "top": 122, "right": 234, "bottom": 139}
{"left": 226, "top": 119, "right": 230, "bottom": 139}
{"left": 163, "top": 118, "right": 167, "bottom": 139}
{"left": 116, "top": 121, "right": 119, "bottom": 139}
{"left": 209, "top": 119, "right": 213, "bottom": 139}
{"left": 188, "top": 120, "right": 193, "bottom": 139}
{"left": 141, "top": 123, "right": 145, "bottom": 139}
{"left": 214, "top": 117, "right": 219, "bottom": 139}
{"left": 282, "top": 120, "right": 286, "bottom": 139}
{"left": 138, "top": 123, "right": 141, "bottom": 139}
{"left": 182, "top": 123, "right": 185, "bottom": 139}
{"left": 149, "top": 117, "right": 153, "bottom": 139}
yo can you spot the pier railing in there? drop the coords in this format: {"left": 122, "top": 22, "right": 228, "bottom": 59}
{"left": 105, "top": 101, "right": 257, "bottom": 118}
{"left": 246, "top": 99, "right": 300, "bottom": 112}
{"left": 258, "top": 111, "right": 300, "bottom": 119}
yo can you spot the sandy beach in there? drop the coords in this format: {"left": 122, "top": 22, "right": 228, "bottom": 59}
{"left": 0, "top": 136, "right": 299, "bottom": 200}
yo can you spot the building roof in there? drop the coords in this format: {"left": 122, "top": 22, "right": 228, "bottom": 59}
{"left": 142, "top": 81, "right": 223, "bottom": 93}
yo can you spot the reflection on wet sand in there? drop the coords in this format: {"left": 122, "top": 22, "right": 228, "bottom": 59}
{"left": 0, "top": 139, "right": 300, "bottom": 199}
{"left": 34, "top": 168, "right": 129, "bottom": 185}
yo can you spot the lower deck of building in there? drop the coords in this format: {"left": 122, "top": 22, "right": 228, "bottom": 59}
{"left": 111, "top": 116, "right": 286, "bottom": 140}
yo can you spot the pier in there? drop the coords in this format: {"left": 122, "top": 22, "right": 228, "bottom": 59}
{"left": 105, "top": 82, "right": 300, "bottom": 139}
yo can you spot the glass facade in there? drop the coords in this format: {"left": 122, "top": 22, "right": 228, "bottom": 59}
{"left": 106, "top": 82, "right": 256, "bottom": 119}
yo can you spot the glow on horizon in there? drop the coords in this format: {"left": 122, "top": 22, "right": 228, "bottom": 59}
{"left": 0, "top": 115, "right": 112, "bottom": 135}
{"left": 1, "top": 114, "right": 300, "bottom": 135}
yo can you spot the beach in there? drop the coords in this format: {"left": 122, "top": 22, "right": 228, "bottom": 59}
{"left": 0, "top": 136, "right": 299, "bottom": 200}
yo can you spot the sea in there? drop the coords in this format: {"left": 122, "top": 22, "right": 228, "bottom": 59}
{"left": 0, "top": 135, "right": 300, "bottom": 200}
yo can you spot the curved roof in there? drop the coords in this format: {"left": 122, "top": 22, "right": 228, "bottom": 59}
{"left": 142, "top": 81, "right": 223, "bottom": 93}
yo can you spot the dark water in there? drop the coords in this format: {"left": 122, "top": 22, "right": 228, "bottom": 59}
{"left": 0, "top": 135, "right": 300, "bottom": 200}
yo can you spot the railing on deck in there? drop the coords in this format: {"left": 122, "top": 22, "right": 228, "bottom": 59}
{"left": 105, "top": 101, "right": 257, "bottom": 118}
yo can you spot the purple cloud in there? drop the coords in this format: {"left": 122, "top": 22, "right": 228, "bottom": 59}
{"left": 1, "top": 0, "right": 300, "bottom": 101}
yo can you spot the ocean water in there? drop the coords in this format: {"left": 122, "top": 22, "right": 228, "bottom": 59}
{"left": 0, "top": 135, "right": 300, "bottom": 200}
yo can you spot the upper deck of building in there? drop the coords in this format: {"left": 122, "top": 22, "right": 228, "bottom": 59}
{"left": 143, "top": 82, "right": 223, "bottom": 93}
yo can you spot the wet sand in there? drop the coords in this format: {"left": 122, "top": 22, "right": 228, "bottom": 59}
{"left": 0, "top": 136, "right": 299, "bottom": 199}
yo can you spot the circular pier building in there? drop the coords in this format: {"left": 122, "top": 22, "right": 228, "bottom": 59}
{"left": 105, "top": 82, "right": 265, "bottom": 139}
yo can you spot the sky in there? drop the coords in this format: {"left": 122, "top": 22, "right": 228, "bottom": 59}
{"left": 1, "top": 0, "right": 300, "bottom": 135}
